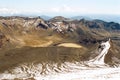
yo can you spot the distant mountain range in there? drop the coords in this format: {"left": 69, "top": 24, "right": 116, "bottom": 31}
{"left": 39, "top": 15, "right": 120, "bottom": 23}
{"left": 40, "top": 15, "right": 51, "bottom": 20}
{"left": 3, "top": 14, "right": 119, "bottom": 23}
{"left": 71, "top": 16, "right": 92, "bottom": 20}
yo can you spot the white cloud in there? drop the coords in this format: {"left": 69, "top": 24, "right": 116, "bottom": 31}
{"left": 0, "top": 8, "right": 42, "bottom": 16}
{"left": 50, "top": 5, "right": 75, "bottom": 13}
{"left": 0, "top": 6, "right": 120, "bottom": 16}
{"left": 45, "top": 5, "right": 120, "bottom": 15}
{"left": 0, "top": 8, "right": 19, "bottom": 15}
{"left": 47, "top": 5, "right": 94, "bottom": 14}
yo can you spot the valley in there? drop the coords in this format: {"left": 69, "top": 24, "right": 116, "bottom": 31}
{"left": 0, "top": 16, "right": 120, "bottom": 80}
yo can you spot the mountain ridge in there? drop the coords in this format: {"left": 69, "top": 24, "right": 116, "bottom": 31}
{"left": 0, "top": 16, "right": 120, "bottom": 63}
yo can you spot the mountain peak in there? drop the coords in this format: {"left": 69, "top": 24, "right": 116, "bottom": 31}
{"left": 50, "top": 16, "right": 70, "bottom": 22}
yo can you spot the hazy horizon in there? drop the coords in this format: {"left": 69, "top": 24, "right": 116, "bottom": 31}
{"left": 0, "top": 0, "right": 120, "bottom": 16}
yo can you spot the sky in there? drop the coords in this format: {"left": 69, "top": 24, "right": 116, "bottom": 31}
{"left": 0, "top": 0, "right": 120, "bottom": 16}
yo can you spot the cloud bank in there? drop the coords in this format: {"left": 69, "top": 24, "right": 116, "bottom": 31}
{"left": 0, "top": 5, "right": 120, "bottom": 16}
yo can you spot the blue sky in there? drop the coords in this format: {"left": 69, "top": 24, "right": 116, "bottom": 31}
{"left": 0, "top": 0, "right": 120, "bottom": 16}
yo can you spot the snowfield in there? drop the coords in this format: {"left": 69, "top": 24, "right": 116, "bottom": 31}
{"left": 35, "top": 67, "right": 120, "bottom": 80}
